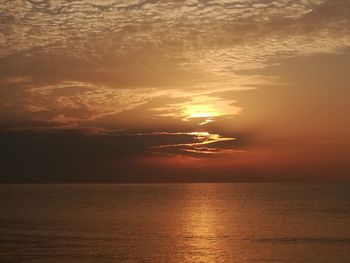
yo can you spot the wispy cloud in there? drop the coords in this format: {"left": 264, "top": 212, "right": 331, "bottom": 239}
{"left": 0, "top": 0, "right": 349, "bottom": 131}
{"left": 147, "top": 131, "right": 238, "bottom": 156}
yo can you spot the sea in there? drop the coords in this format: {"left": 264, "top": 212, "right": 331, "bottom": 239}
{"left": 0, "top": 184, "right": 349, "bottom": 263}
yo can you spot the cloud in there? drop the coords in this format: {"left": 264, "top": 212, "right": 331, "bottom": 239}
{"left": 147, "top": 131, "right": 240, "bottom": 157}
{"left": 0, "top": 129, "right": 246, "bottom": 162}
{"left": 1, "top": 0, "right": 348, "bottom": 80}
{"left": 0, "top": 0, "right": 349, "bottom": 131}
{"left": 0, "top": 81, "right": 158, "bottom": 127}
{"left": 1, "top": 1, "right": 350, "bottom": 182}
{"left": 1, "top": 128, "right": 348, "bottom": 183}
{"left": 0, "top": 79, "right": 248, "bottom": 129}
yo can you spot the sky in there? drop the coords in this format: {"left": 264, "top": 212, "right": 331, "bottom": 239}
{"left": 0, "top": 0, "right": 349, "bottom": 182}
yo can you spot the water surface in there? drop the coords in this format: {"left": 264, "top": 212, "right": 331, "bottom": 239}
{"left": 0, "top": 184, "right": 349, "bottom": 262}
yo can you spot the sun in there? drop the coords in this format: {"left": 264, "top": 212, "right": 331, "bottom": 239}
{"left": 182, "top": 105, "right": 220, "bottom": 125}
{"left": 184, "top": 105, "right": 219, "bottom": 118}
{"left": 188, "top": 112, "right": 217, "bottom": 118}
{"left": 176, "top": 95, "right": 240, "bottom": 125}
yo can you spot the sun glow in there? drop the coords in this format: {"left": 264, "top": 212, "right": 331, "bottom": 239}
{"left": 182, "top": 105, "right": 221, "bottom": 125}
{"left": 185, "top": 105, "right": 220, "bottom": 118}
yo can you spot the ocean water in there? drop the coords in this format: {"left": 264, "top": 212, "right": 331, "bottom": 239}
{"left": 0, "top": 184, "right": 349, "bottom": 263}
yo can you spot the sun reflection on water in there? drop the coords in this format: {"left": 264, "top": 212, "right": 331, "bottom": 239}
{"left": 180, "top": 185, "right": 232, "bottom": 263}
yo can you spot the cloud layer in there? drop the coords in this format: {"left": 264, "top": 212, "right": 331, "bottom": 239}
{"left": 1, "top": 0, "right": 350, "bottom": 165}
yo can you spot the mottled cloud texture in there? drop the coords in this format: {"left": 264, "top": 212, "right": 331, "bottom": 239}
{"left": 1, "top": 0, "right": 349, "bottom": 128}
{"left": 0, "top": 1, "right": 350, "bottom": 181}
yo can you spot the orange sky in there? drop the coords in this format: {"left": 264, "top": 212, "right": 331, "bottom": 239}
{"left": 0, "top": 0, "right": 349, "bottom": 182}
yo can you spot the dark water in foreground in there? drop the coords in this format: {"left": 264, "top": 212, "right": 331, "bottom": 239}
{"left": 0, "top": 184, "right": 349, "bottom": 263}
